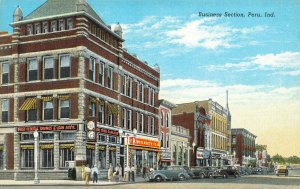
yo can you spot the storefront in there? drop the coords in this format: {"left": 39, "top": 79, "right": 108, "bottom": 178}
{"left": 128, "top": 137, "right": 160, "bottom": 174}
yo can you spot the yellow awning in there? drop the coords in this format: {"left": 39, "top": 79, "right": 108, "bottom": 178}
{"left": 98, "top": 98, "right": 105, "bottom": 105}
{"left": 91, "top": 98, "right": 97, "bottom": 103}
{"left": 41, "top": 96, "right": 53, "bottom": 102}
{"left": 58, "top": 94, "right": 69, "bottom": 100}
{"left": 108, "top": 103, "right": 118, "bottom": 115}
{"left": 19, "top": 98, "right": 37, "bottom": 111}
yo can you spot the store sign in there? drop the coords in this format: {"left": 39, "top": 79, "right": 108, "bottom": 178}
{"left": 97, "top": 128, "right": 119, "bottom": 136}
{"left": 129, "top": 137, "right": 160, "bottom": 149}
{"left": 17, "top": 125, "right": 78, "bottom": 132}
{"left": 204, "top": 150, "right": 210, "bottom": 159}
{"left": 197, "top": 151, "right": 204, "bottom": 159}
{"left": 161, "top": 151, "right": 172, "bottom": 160}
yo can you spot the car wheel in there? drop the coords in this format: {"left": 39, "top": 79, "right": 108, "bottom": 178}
{"left": 234, "top": 173, "right": 239, "bottom": 178}
{"left": 200, "top": 173, "right": 205, "bottom": 179}
{"left": 155, "top": 175, "right": 163, "bottom": 182}
{"left": 222, "top": 173, "right": 228, "bottom": 179}
{"left": 179, "top": 174, "right": 185, "bottom": 181}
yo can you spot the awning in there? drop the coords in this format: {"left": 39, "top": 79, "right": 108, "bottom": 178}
{"left": 58, "top": 94, "right": 69, "bottom": 100}
{"left": 91, "top": 97, "right": 97, "bottom": 103}
{"left": 98, "top": 98, "right": 105, "bottom": 105}
{"left": 19, "top": 98, "right": 37, "bottom": 111}
{"left": 41, "top": 96, "right": 53, "bottom": 102}
{"left": 108, "top": 103, "right": 118, "bottom": 115}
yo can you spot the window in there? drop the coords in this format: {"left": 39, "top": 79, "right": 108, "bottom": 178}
{"left": 28, "top": 59, "right": 38, "bottom": 81}
{"left": 21, "top": 149, "right": 34, "bottom": 168}
{"left": 108, "top": 113, "right": 114, "bottom": 126}
{"left": 27, "top": 106, "right": 37, "bottom": 122}
{"left": 60, "top": 100, "right": 70, "bottom": 119}
{"left": 44, "top": 57, "right": 54, "bottom": 80}
{"left": 1, "top": 63, "right": 9, "bottom": 84}
{"left": 41, "top": 148, "right": 54, "bottom": 168}
{"left": 89, "top": 57, "right": 95, "bottom": 81}
{"left": 59, "top": 19, "right": 65, "bottom": 31}
{"left": 89, "top": 101, "right": 96, "bottom": 117}
{"left": 60, "top": 148, "right": 74, "bottom": 168}
{"left": 86, "top": 148, "right": 95, "bottom": 167}
{"left": 51, "top": 21, "right": 57, "bottom": 32}
{"left": 60, "top": 55, "right": 70, "bottom": 78}
{"left": 99, "top": 147, "right": 106, "bottom": 169}
{"left": 140, "top": 113, "right": 144, "bottom": 133}
{"left": 161, "top": 112, "right": 164, "bottom": 127}
{"left": 1, "top": 99, "right": 9, "bottom": 122}
{"left": 166, "top": 113, "right": 170, "bottom": 127}
{"left": 43, "top": 22, "right": 48, "bottom": 33}
{"left": 27, "top": 24, "right": 33, "bottom": 35}
{"left": 21, "top": 133, "right": 34, "bottom": 141}
{"left": 161, "top": 133, "right": 164, "bottom": 147}
{"left": 60, "top": 133, "right": 75, "bottom": 140}
{"left": 99, "top": 134, "right": 106, "bottom": 142}
{"left": 108, "top": 136, "right": 117, "bottom": 143}
{"left": 138, "top": 82, "right": 144, "bottom": 102}
{"left": 107, "top": 66, "right": 113, "bottom": 89}
{"left": 166, "top": 134, "right": 169, "bottom": 148}
{"left": 122, "top": 108, "right": 126, "bottom": 128}
{"left": 127, "top": 77, "right": 132, "bottom": 97}
{"left": 149, "top": 116, "right": 154, "bottom": 135}
{"left": 99, "top": 62, "right": 104, "bottom": 85}
{"left": 35, "top": 23, "right": 41, "bottom": 34}
{"left": 43, "top": 100, "right": 53, "bottom": 120}
{"left": 127, "top": 110, "right": 132, "bottom": 130}
{"left": 232, "top": 136, "right": 236, "bottom": 144}
{"left": 0, "top": 150, "right": 3, "bottom": 169}
{"left": 136, "top": 112, "right": 139, "bottom": 132}
{"left": 67, "top": 18, "right": 73, "bottom": 29}
{"left": 98, "top": 104, "right": 104, "bottom": 124}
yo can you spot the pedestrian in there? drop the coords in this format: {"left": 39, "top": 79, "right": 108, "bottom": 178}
{"left": 81, "top": 165, "right": 86, "bottom": 182}
{"left": 85, "top": 164, "right": 92, "bottom": 185}
{"left": 142, "top": 166, "right": 146, "bottom": 179}
{"left": 130, "top": 165, "right": 135, "bottom": 182}
{"left": 92, "top": 164, "right": 99, "bottom": 184}
{"left": 118, "top": 164, "right": 123, "bottom": 182}
{"left": 113, "top": 164, "right": 120, "bottom": 182}
{"left": 108, "top": 163, "right": 114, "bottom": 182}
{"left": 124, "top": 165, "right": 130, "bottom": 182}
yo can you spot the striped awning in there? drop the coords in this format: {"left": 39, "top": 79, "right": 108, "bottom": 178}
{"left": 41, "top": 96, "right": 53, "bottom": 102}
{"left": 58, "top": 94, "right": 69, "bottom": 100}
{"left": 98, "top": 98, "right": 105, "bottom": 105}
{"left": 108, "top": 103, "right": 118, "bottom": 115}
{"left": 91, "top": 97, "right": 97, "bottom": 103}
{"left": 19, "top": 98, "right": 37, "bottom": 111}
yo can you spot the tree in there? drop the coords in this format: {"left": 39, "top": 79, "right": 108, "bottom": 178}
{"left": 286, "top": 156, "right": 300, "bottom": 164}
{"left": 256, "top": 144, "right": 266, "bottom": 152}
{"left": 249, "top": 159, "right": 257, "bottom": 167}
{"left": 271, "top": 154, "right": 285, "bottom": 164}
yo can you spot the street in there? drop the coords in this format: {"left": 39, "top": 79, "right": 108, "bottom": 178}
{"left": 1, "top": 175, "right": 300, "bottom": 189}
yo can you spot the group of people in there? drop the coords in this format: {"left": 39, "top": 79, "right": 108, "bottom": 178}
{"left": 82, "top": 164, "right": 99, "bottom": 185}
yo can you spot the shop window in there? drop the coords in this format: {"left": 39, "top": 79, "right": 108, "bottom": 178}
{"left": 44, "top": 57, "right": 54, "bottom": 80}
{"left": 43, "top": 100, "right": 53, "bottom": 120}
{"left": 59, "top": 55, "right": 70, "bottom": 78}
{"left": 1, "top": 63, "right": 9, "bottom": 84}
{"left": 27, "top": 24, "right": 33, "bottom": 35}
{"left": 89, "top": 101, "right": 96, "bottom": 117}
{"left": 21, "top": 149, "right": 34, "bottom": 168}
{"left": 107, "top": 66, "right": 113, "bottom": 89}
{"left": 51, "top": 21, "right": 57, "bottom": 32}
{"left": 28, "top": 58, "right": 38, "bottom": 81}
{"left": 60, "top": 100, "right": 70, "bottom": 119}
{"left": 60, "top": 148, "right": 74, "bottom": 168}
{"left": 108, "top": 136, "right": 116, "bottom": 143}
{"left": 43, "top": 22, "right": 48, "bottom": 33}
{"left": 60, "top": 133, "right": 75, "bottom": 140}
{"left": 41, "top": 133, "right": 54, "bottom": 140}
{"left": 21, "top": 133, "right": 34, "bottom": 141}
{"left": 109, "top": 148, "right": 116, "bottom": 168}
{"left": 41, "top": 148, "right": 54, "bottom": 168}
{"left": 86, "top": 148, "right": 95, "bottom": 167}
{"left": 99, "top": 134, "right": 106, "bottom": 142}
{"left": 99, "top": 147, "right": 106, "bottom": 169}
{"left": 89, "top": 57, "right": 95, "bottom": 81}
{"left": 1, "top": 99, "right": 9, "bottom": 122}
{"left": 99, "top": 62, "right": 104, "bottom": 85}
{"left": 67, "top": 18, "right": 73, "bottom": 29}
{"left": 59, "top": 19, "right": 65, "bottom": 31}
{"left": 98, "top": 104, "right": 104, "bottom": 124}
{"left": 35, "top": 23, "right": 41, "bottom": 34}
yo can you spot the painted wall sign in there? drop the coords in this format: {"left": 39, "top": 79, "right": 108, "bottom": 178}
{"left": 129, "top": 137, "right": 160, "bottom": 149}
{"left": 97, "top": 128, "right": 119, "bottom": 136}
{"left": 17, "top": 125, "right": 78, "bottom": 132}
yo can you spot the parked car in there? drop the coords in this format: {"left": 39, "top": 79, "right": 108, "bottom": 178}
{"left": 275, "top": 165, "right": 288, "bottom": 176}
{"left": 148, "top": 166, "right": 191, "bottom": 182}
{"left": 190, "top": 167, "right": 206, "bottom": 179}
{"left": 213, "top": 166, "right": 239, "bottom": 178}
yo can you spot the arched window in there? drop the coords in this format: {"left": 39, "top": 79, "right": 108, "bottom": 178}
{"left": 161, "top": 112, "right": 164, "bottom": 127}
{"left": 166, "top": 113, "right": 169, "bottom": 127}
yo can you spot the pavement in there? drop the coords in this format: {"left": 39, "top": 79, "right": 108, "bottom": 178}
{"left": 0, "top": 176, "right": 147, "bottom": 186}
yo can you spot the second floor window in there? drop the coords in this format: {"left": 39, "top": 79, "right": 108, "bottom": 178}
{"left": 107, "top": 66, "right": 113, "bottom": 89}
{"left": 51, "top": 21, "right": 57, "bottom": 32}
{"left": 28, "top": 59, "right": 38, "bottom": 81}
{"left": 89, "top": 57, "right": 95, "bottom": 81}
{"left": 161, "top": 112, "right": 164, "bottom": 127}
{"left": 89, "top": 101, "right": 96, "bottom": 117}
{"left": 99, "top": 62, "right": 104, "bottom": 85}
{"left": 43, "top": 100, "right": 53, "bottom": 120}
{"left": 27, "top": 24, "right": 33, "bottom": 35}
{"left": 1, "top": 63, "right": 9, "bottom": 84}
{"left": 60, "top": 100, "right": 70, "bottom": 119}
{"left": 27, "top": 109, "right": 37, "bottom": 122}
{"left": 59, "top": 19, "right": 65, "bottom": 31}
{"left": 35, "top": 23, "right": 41, "bottom": 34}
{"left": 67, "top": 18, "right": 73, "bottom": 29}
{"left": 98, "top": 104, "right": 104, "bottom": 124}
{"left": 60, "top": 55, "right": 70, "bottom": 78}
{"left": 138, "top": 82, "right": 144, "bottom": 102}
{"left": 1, "top": 99, "right": 9, "bottom": 122}
{"left": 43, "top": 22, "right": 48, "bottom": 33}
{"left": 44, "top": 57, "right": 54, "bottom": 80}
{"left": 127, "top": 110, "right": 132, "bottom": 130}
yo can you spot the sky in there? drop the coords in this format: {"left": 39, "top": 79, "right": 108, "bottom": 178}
{"left": 0, "top": 0, "right": 300, "bottom": 157}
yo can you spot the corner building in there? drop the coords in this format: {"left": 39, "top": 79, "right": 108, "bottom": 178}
{"left": 0, "top": 0, "right": 160, "bottom": 180}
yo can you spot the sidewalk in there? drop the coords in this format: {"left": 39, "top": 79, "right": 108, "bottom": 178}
{"left": 0, "top": 176, "right": 147, "bottom": 186}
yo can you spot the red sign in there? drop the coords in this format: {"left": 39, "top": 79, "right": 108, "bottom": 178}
{"left": 96, "top": 128, "right": 119, "bottom": 136}
{"left": 17, "top": 125, "right": 78, "bottom": 132}
{"left": 129, "top": 137, "right": 160, "bottom": 149}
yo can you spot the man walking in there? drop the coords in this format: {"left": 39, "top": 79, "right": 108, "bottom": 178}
{"left": 92, "top": 165, "right": 99, "bottom": 184}
{"left": 85, "top": 164, "right": 92, "bottom": 185}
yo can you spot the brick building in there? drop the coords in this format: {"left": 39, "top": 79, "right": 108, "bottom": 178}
{"left": 0, "top": 0, "right": 160, "bottom": 180}
{"left": 158, "top": 99, "right": 176, "bottom": 166}
{"left": 231, "top": 128, "right": 256, "bottom": 166}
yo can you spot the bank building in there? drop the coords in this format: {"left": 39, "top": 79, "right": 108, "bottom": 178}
{"left": 0, "top": 0, "right": 160, "bottom": 180}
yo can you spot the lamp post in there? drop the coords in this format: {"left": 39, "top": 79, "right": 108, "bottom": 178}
{"left": 119, "top": 128, "right": 137, "bottom": 167}
{"left": 33, "top": 130, "right": 39, "bottom": 184}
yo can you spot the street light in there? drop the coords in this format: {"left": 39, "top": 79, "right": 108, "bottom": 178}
{"left": 33, "top": 130, "right": 39, "bottom": 184}
{"left": 119, "top": 128, "right": 137, "bottom": 167}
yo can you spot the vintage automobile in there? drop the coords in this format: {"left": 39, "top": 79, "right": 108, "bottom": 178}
{"left": 190, "top": 166, "right": 215, "bottom": 179}
{"left": 213, "top": 166, "right": 239, "bottom": 178}
{"left": 148, "top": 166, "right": 191, "bottom": 182}
{"left": 275, "top": 165, "right": 288, "bottom": 176}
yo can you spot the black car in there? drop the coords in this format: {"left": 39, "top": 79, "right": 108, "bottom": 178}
{"left": 213, "top": 166, "right": 239, "bottom": 178}
{"left": 190, "top": 167, "right": 206, "bottom": 179}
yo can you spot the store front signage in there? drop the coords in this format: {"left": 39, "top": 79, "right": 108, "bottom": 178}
{"left": 197, "top": 150, "right": 204, "bottom": 159}
{"left": 17, "top": 125, "right": 78, "bottom": 132}
{"left": 97, "top": 128, "right": 119, "bottom": 136}
{"left": 129, "top": 138, "right": 160, "bottom": 149}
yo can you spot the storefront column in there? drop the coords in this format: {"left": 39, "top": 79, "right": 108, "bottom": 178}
{"left": 54, "top": 132, "right": 59, "bottom": 170}
{"left": 116, "top": 145, "right": 120, "bottom": 166}
{"left": 75, "top": 122, "right": 86, "bottom": 180}
{"left": 94, "top": 143, "right": 99, "bottom": 167}
{"left": 105, "top": 145, "right": 109, "bottom": 168}
{"left": 13, "top": 130, "right": 20, "bottom": 180}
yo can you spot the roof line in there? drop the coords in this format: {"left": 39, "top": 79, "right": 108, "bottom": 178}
{"left": 24, "top": 0, "right": 48, "bottom": 20}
